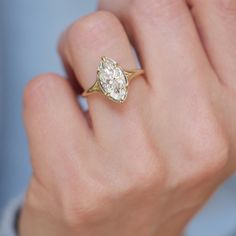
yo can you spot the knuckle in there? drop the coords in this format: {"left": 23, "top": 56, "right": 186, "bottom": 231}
{"left": 129, "top": 0, "right": 186, "bottom": 23}
{"left": 23, "top": 73, "right": 61, "bottom": 106}
{"left": 197, "top": 145, "right": 227, "bottom": 181}
{"left": 137, "top": 161, "right": 165, "bottom": 190}
{"left": 187, "top": 130, "right": 229, "bottom": 183}
{"left": 125, "top": 157, "right": 166, "bottom": 194}
{"left": 67, "top": 11, "right": 122, "bottom": 50}
{"left": 167, "top": 109, "right": 229, "bottom": 188}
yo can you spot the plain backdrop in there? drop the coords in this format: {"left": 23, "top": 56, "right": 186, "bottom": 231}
{"left": 0, "top": 1, "right": 236, "bottom": 236}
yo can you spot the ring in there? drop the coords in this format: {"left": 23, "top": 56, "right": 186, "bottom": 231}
{"left": 82, "top": 56, "right": 144, "bottom": 104}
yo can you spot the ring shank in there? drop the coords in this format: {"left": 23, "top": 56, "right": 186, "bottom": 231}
{"left": 82, "top": 80, "right": 101, "bottom": 96}
{"left": 125, "top": 69, "right": 144, "bottom": 84}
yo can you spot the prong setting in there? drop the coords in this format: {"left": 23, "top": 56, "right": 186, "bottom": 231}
{"left": 97, "top": 57, "right": 128, "bottom": 103}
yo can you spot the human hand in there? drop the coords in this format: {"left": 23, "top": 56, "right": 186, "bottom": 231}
{"left": 20, "top": 1, "right": 236, "bottom": 235}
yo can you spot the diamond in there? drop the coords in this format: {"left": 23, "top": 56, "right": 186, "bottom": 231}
{"left": 97, "top": 57, "right": 128, "bottom": 103}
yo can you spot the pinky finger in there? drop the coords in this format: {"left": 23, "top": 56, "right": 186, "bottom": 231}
{"left": 23, "top": 73, "right": 94, "bottom": 188}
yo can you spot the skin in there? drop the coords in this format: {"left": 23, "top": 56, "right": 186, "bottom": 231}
{"left": 19, "top": 0, "right": 236, "bottom": 235}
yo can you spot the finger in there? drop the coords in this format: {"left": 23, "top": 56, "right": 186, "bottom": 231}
{"left": 59, "top": 11, "right": 149, "bottom": 140}
{"left": 62, "top": 56, "right": 84, "bottom": 94}
{"left": 189, "top": 0, "right": 236, "bottom": 90}
{"left": 99, "top": 0, "right": 213, "bottom": 88}
{"left": 99, "top": 0, "right": 227, "bottom": 186}
{"left": 23, "top": 73, "right": 94, "bottom": 189}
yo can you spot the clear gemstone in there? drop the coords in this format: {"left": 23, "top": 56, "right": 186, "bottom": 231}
{"left": 98, "top": 57, "right": 128, "bottom": 102}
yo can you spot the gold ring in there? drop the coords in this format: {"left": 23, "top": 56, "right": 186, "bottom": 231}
{"left": 82, "top": 56, "right": 144, "bottom": 104}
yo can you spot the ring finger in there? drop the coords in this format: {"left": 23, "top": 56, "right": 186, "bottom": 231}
{"left": 59, "top": 11, "right": 149, "bottom": 141}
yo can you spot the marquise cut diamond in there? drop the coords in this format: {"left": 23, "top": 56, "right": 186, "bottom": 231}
{"left": 98, "top": 57, "right": 128, "bottom": 103}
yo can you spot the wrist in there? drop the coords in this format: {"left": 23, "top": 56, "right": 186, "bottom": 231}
{"left": 19, "top": 203, "right": 68, "bottom": 236}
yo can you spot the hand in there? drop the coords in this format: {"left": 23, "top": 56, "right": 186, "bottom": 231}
{"left": 20, "top": 1, "right": 236, "bottom": 235}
